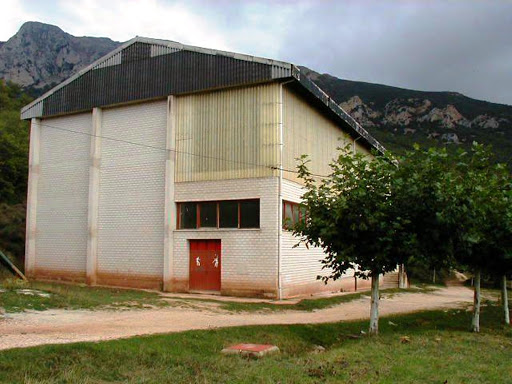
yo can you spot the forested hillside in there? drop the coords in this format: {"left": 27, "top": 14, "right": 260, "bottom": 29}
{"left": 0, "top": 81, "right": 32, "bottom": 264}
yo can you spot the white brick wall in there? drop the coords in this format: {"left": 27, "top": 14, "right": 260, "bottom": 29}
{"left": 281, "top": 179, "right": 355, "bottom": 296}
{"left": 173, "top": 177, "right": 279, "bottom": 297}
{"left": 97, "top": 101, "right": 167, "bottom": 282}
{"left": 35, "top": 113, "right": 91, "bottom": 276}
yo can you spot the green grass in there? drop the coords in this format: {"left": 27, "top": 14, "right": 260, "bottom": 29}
{"left": 0, "top": 305, "right": 511, "bottom": 383}
{"left": 0, "top": 281, "right": 170, "bottom": 312}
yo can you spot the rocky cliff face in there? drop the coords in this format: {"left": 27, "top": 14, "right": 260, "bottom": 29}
{"left": 339, "top": 95, "right": 510, "bottom": 145}
{"left": 0, "top": 22, "right": 120, "bottom": 90}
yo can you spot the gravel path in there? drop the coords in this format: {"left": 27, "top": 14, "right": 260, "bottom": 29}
{"left": 0, "top": 286, "right": 473, "bottom": 351}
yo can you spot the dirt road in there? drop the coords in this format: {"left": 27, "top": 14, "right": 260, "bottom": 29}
{"left": 0, "top": 286, "right": 473, "bottom": 351}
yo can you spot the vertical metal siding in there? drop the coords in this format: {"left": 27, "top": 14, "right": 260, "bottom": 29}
{"left": 97, "top": 101, "right": 167, "bottom": 279}
{"left": 35, "top": 113, "right": 91, "bottom": 275}
{"left": 150, "top": 44, "right": 181, "bottom": 58}
{"left": 175, "top": 83, "right": 280, "bottom": 182}
{"left": 282, "top": 87, "right": 352, "bottom": 183}
{"left": 92, "top": 52, "right": 122, "bottom": 69}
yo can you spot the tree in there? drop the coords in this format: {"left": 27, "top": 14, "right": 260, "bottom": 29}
{"left": 296, "top": 142, "right": 511, "bottom": 334}
{"left": 393, "top": 143, "right": 511, "bottom": 331}
{"left": 0, "top": 80, "right": 32, "bottom": 263}
{"left": 392, "top": 145, "right": 457, "bottom": 282}
{"left": 294, "top": 145, "right": 407, "bottom": 335}
{"left": 436, "top": 144, "right": 511, "bottom": 332}
{"left": 0, "top": 80, "right": 32, "bottom": 205}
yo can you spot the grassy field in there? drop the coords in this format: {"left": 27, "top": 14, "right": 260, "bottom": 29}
{"left": 0, "top": 305, "right": 511, "bottom": 383}
{"left": 0, "top": 279, "right": 435, "bottom": 313}
{"left": 0, "top": 280, "right": 170, "bottom": 312}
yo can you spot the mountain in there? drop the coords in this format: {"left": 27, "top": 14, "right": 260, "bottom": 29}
{"left": 300, "top": 68, "right": 512, "bottom": 163}
{"left": 0, "top": 22, "right": 510, "bottom": 162}
{"left": 0, "top": 21, "right": 120, "bottom": 94}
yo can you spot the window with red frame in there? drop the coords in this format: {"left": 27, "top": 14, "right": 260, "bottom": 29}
{"left": 282, "top": 200, "right": 307, "bottom": 230}
{"left": 177, "top": 199, "right": 260, "bottom": 229}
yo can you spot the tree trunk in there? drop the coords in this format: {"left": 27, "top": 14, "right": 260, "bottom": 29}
{"left": 398, "top": 264, "right": 407, "bottom": 288}
{"left": 472, "top": 270, "right": 481, "bottom": 333}
{"left": 369, "top": 273, "right": 380, "bottom": 335}
{"left": 502, "top": 275, "right": 510, "bottom": 326}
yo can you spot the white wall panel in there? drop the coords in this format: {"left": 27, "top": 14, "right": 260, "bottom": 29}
{"left": 35, "top": 113, "right": 91, "bottom": 275}
{"left": 97, "top": 101, "right": 167, "bottom": 281}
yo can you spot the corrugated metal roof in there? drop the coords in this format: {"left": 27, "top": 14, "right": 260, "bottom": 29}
{"left": 20, "top": 37, "right": 384, "bottom": 154}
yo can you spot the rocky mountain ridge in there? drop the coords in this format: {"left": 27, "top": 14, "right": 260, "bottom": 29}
{"left": 0, "top": 21, "right": 120, "bottom": 91}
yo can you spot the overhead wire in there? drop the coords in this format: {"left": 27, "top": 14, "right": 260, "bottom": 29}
{"left": 34, "top": 120, "right": 332, "bottom": 179}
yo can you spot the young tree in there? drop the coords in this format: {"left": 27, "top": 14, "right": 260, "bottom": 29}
{"left": 294, "top": 145, "right": 407, "bottom": 335}
{"left": 393, "top": 145, "right": 457, "bottom": 280}
{"left": 296, "top": 141, "right": 510, "bottom": 334}
{"left": 480, "top": 178, "right": 512, "bottom": 326}
{"left": 437, "top": 144, "right": 511, "bottom": 332}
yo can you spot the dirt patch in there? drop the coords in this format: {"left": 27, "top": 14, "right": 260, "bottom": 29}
{"left": 0, "top": 286, "right": 473, "bottom": 351}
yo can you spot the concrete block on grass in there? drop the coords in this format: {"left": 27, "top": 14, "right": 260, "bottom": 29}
{"left": 221, "top": 343, "right": 279, "bottom": 358}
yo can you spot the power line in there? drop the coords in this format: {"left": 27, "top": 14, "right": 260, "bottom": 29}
{"left": 36, "top": 120, "right": 332, "bottom": 179}
{"left": 38, "top": 121, "right": 268, "bottom": 170}
{"left": 270, "top": 166, "right": 330, "bottom": 179}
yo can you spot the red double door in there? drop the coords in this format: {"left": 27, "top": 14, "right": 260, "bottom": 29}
{"left": 189, "top": 240, "right": 221, "bottom": 291}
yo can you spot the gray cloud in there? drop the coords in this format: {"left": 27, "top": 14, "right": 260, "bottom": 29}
{"left": 272, "top": 1, "right": 512, "bottom": 105}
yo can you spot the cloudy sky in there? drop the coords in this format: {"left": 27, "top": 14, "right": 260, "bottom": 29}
{"left": 3, "top": 0, "right": 511, "bottom": 105}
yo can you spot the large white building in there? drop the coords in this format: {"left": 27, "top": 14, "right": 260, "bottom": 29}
{"left": 21, "top": 37, "right": 391, "bottom": 298}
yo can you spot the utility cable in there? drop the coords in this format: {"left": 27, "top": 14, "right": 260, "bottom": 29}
{"left": 34, "top": 120, "right": 332, "bottom": 179}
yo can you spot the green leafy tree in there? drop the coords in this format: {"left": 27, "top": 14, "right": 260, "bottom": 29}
{"left": 477, "top": 180, "right": 512, "bottom": 326}
{"left": 294, "top": 144, "right": 407, "bottom": 335}
{"left": 393, "top": 145, "right": 457, "bottom": 281}
{"left": 296, "top": 141, "right": 511, "bottom": 334}
{"left": 0, "top": 80, "right": 32, "bottom": 205}
{"left": 0, "top": 80, "right": 32, "bottom": 264}
{"left": 436, "top": 144, "right": 511, "bottom": 331}
{"left": 396, "top": 144, "right": 511, "bottom": 330}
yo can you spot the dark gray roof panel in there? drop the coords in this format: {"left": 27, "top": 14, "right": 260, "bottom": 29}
{"left": 42, "top": 50, "right": 273, "bottom": 117}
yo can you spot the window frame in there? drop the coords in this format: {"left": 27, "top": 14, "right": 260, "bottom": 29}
{"left": 282, "top": 200, "right": 306, "bottom": 230}
{"left": 177, "top": 199, "right": 260, "bottom": 230}
{"left": 177, "top": 202, "right": 197, "bottom": 230}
